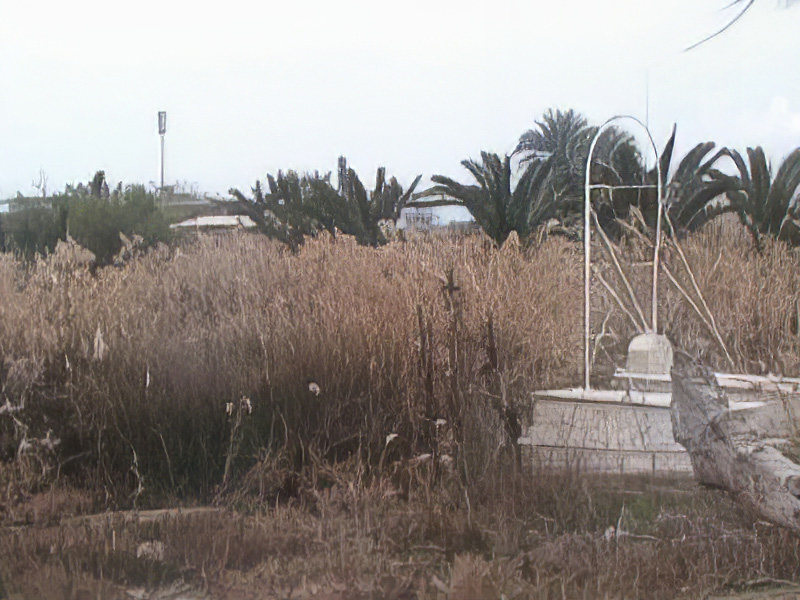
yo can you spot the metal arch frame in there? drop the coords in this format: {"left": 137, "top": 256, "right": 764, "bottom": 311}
{"left": 583, "top": 115, "right": 663, "bottom": 390}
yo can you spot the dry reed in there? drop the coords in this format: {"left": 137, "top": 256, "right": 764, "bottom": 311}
{"left": 1, "top": 222, "right": 800, "bottom": 598}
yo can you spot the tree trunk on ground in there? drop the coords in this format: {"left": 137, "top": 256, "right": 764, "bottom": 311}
{"left": 671, "top": 352, "right": 800, "bottom": 532}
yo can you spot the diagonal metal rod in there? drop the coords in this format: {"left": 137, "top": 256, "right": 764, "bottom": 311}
{"left": 591, "top": 207, "right": 649, "bottom": 332}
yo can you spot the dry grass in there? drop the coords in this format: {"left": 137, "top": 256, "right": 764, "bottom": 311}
{"left": 2, "top": 468, "right": 800, "bottom": 599}
{"left": 0, "top": 231, "right": 584, "bottom": 507}
{"left": 663, "top": 219, "right": 800, "bottom": 373}
{"left": 584, "top": 216, "right": 800, "bottom": 378}
{"left": 1, "top": 222, "right": 799, "bottom": 598}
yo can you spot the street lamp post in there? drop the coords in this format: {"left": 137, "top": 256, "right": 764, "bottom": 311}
{"left": 158, "top": 111, "right": 167, "bottom": 191}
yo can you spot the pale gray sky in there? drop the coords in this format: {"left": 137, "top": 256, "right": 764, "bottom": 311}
{"left": 1, "top": 1, "right": 799, "bottom": 199}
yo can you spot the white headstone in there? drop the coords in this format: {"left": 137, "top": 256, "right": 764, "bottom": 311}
{"left": 626, "top": 333, "right": 673, "bottom": 375}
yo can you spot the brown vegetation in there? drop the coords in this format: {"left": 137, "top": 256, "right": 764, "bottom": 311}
{"left": 1, "top": 222, "right": 799, "bottom": 597}
{"left": 4, "top": 471, "right": 800, "bottom": 599}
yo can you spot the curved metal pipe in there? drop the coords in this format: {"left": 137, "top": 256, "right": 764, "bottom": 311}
{"left": 584, "top": 115, "right": 663, "bottom": 390}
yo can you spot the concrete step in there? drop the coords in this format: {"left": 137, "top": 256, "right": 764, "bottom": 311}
{"left": 520, "top": 395, "right": 691, "bottom": 475}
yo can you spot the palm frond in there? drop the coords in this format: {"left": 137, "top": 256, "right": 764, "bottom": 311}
{"left": 766, "top": 148, "right": 800, "bottom": 233}
{"left": 685, "top": 0, "right": 755, "bottom": 50}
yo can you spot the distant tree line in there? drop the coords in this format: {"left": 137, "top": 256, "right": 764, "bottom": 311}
{"left": 231, "top": 108, "right": 800, "bottom": 251}
{"left": 421, "top": 108, "right": 800, "bottom": 249}
{"left": 3, "top": 107, "right": 800, "bottom": 260}
{"left": 1, "top": 171, "right": 171, "bottom": 264}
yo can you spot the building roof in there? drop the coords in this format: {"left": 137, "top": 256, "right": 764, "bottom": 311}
{"left": 170, "top": 215, "right": 257, "bottom": 229}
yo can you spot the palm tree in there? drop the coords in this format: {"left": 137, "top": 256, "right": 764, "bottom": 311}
{"left": 421, "top": 152, "right": 555, "bottom": 245}
{"left": 641, "top": 130, "right": 800, "bottom": 246}
{"left": 339, "top": 163, "right": 421, "bottom": 246}
{"left": 231, "top": 163, "right": 421, "bottom": 248}
{"left": 230, "top": 170, "right": 325, "bottom": 250}
{"left": 515, "top": 109, "right": 646, "bottom": 235}
{"left": 726, "top": 147, "right": 800, "bottom": 247}
{"left": 516, "top": 109, "right": 590, "bottom": 160}
{"left": 370, "top": 166, "right": 423, "bottom": 223}
{"left": 514, "top": 109, "right": 591, "bottom": 197}
{"left": 632, "top": 125, "right": 741, "bottom": 234}
{"left": 661, "top": 141, "right": 742, "bottom": 233}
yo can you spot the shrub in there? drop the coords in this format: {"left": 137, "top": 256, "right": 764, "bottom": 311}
{"left": 0, "top": 197, "right": 68, "bottom": 257}
{"left": 68, "top": 177, "right": 171, "bottom": 265}
{"left": 1, "top": 172, "right": 170, "bottom": 264}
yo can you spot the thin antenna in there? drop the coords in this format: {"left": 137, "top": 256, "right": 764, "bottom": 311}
{"left": 645, "top": 72, "right": 650, "bottom": 131}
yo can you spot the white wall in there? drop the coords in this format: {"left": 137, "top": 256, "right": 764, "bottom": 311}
{"left": 397, "top": 205, "right": 473, "bottom": 230}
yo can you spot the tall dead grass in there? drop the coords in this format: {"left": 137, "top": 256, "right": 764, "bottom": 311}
{"left": 1, "top": 222, "right": 799, "bottom": 508}
{"left": 664, "top": 219, "right": 800, "bottom": 373}
{"left": 0, "top": 231, "right": 584, "bottom": 506}
{"left": 2, "top": 223, "right": 800, "bottom": 598}
{"left": 586, "top": 216, "right": 800, "bottom": 378}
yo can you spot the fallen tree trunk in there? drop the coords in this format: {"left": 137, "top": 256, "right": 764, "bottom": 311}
{"left": 671, "top": 353, "right": 800, "bottom": 532}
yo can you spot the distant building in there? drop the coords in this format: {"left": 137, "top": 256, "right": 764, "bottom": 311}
{"left": 169, "top": 215, "right": 257, "bottom": 231}
{"left": 1, "top": 195, "right": 50, "bottom": 213}
{"left": 397, "top": 199, "right": 475, "bottom": 233}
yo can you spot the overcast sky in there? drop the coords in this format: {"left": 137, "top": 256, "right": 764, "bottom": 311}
{"left": 1, "top": 1, "right": 799, "bottom": 199}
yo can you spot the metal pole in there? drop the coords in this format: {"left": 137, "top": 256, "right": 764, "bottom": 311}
{"left": 651, "top": 148, "right": 663, "bottom": 333}
{"left": 584, "top": 153, "right": 593, "bottom": 390}
{"left": 157, "top": 111, "right": 167, "bottom": 193}
{"left": 160, "top": 134, "right": 165, "bottom": 191}
{"left": 584, "top": 132, "right": 603, "bottom": 391}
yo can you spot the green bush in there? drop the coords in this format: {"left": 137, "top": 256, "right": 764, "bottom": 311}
{"left": 2, "top": 206, "right": 61, "bottom": 256}
{"left": 69, "top": 183, "right": 171, "bottom": 264}
{"left": 1, "top": 172, "right": 171, "bottom": 264}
